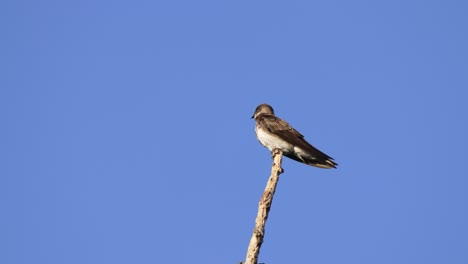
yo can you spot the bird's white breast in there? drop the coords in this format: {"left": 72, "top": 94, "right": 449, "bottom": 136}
{"left": 255, "top": 126, "right": 294, "bottom": 152}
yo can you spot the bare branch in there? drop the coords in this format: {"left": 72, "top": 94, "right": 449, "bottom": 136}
{"left": 244, "top": 149, "right": 283, "bottom": 264}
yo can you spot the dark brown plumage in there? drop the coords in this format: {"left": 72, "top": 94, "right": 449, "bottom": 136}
{"left": 252, "top": 104, "right": 337, "bottom": 169}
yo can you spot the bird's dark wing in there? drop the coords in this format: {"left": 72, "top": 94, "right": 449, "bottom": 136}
{"left": 258, "top": 114, "right": 337, "bottom": 168}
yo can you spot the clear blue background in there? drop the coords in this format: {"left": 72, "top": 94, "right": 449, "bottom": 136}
{"left": 2, "top": 1, "right": 467, "bottom": 263}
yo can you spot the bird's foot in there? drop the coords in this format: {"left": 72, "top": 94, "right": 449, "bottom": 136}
{"left": 271, "top": 148, "right": 283, "bottom": 158}
{"left": 271, "top": 148, "right": 284, "bottom": 173}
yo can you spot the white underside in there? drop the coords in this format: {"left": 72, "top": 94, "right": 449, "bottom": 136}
{"left": 256, "top": 127, "right": 292, "bottom": 152}
{"left": 256, "top": 126, "right": 315, "bottom": 161}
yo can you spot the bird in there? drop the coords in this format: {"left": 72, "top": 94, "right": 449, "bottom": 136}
{"left": 252, "top": 103, "right": 337, "bottom": 169}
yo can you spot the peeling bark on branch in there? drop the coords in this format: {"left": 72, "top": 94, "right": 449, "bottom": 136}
{"left": 244, "top": 149, "right": 283, "bottom": 264}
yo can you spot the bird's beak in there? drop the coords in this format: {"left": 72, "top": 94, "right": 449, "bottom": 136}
{"left": 251, "top": 114, "right": 254, "bottom": 119}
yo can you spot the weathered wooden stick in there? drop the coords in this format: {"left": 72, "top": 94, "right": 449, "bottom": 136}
{"left": 244, "top": 149, "right": 283, "bottom": 264}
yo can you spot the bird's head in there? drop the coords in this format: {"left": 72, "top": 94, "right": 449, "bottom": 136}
{"left": 251, "top": 103, "right": 274, "bottom": 119}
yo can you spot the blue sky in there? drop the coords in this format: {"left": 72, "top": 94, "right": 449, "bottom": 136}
{"left": 2, "top": 0, "right": 468, "bottom": 263}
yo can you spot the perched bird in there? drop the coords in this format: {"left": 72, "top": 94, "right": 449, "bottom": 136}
{"left": 252, "top": 104, "right": 337, "bottom": 169}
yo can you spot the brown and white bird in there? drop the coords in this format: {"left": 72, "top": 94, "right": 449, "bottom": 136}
{"left": 252, "top": 104, "right": 337, "bottom": 169}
